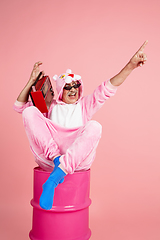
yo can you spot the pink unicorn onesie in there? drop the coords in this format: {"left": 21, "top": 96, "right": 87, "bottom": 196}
{"left": 13, "top": 40, "right": 148, "bottom": 210}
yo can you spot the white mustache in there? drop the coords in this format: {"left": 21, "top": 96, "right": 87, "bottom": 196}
{"left": 67, "top": 90, "right": 78, "bottom": 96}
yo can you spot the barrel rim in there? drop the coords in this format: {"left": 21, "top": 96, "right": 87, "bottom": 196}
{"left": 30, "top": 198, "right": 92, "bottom": 212}
{"left": 33, "top": 167, "right": 91, "bottom": 175}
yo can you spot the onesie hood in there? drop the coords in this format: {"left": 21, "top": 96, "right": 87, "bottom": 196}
{"left": 53, "top": 69, "right": 83, "bottom": 104}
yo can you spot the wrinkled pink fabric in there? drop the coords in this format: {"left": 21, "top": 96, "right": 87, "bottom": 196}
{"left": 13, "top": 78, "right": 117, "bottom": 173}
{"left": 22, "top": 106, "right": 102, "bottom": 173}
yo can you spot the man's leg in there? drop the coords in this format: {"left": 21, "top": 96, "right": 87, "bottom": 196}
{"left": 40, "top": 120, "right": 102, "bottom": 210}
{"left": 60, "top": 120, "right": 102, "bottom": 174}
{"left": 22, "top": 106, "right": 60, "bottom": 162}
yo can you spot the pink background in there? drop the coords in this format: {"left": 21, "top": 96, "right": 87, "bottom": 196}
{"left": 0, "top": 0, "right": 160, "bottom": 239}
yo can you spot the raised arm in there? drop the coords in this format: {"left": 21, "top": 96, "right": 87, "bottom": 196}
{"left": 17, "top": 61, "right": 44, "bottom": 102}
{"left": 110, "top": 40, "right": 148, "bottom": 86}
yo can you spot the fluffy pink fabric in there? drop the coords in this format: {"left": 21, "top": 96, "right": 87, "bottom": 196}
{"left": 22, "top": 106, "right": 102, "bottom": 173}
{"left": 13, "top": 74, "right": 117, "bottom": 172}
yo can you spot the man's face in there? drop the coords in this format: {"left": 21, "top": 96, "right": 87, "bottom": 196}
{"left": 62, "top": 81, "right": 80, "bottom": 104}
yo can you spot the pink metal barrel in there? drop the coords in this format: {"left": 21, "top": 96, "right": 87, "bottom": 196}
{"left": 29, "top": 167, "right": 91, "bottom": 240}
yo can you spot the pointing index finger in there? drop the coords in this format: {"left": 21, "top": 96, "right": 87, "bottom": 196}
{"left": 138, "top": 40, "right": 148, "bottom": 52}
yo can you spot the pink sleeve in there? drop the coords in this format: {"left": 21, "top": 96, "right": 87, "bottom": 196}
{"left": 13, "top": 100, "right": 33, "bottom": 114}
{"left": 81, "top": 80, "right": 118, "bottom": 122}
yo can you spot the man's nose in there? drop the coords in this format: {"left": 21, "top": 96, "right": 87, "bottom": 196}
{"left": 70, "top": 86, "right": 75, "bottom": 91}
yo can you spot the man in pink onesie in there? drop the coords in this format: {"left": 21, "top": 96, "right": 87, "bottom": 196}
{"left": 13, "top": 41, "right": 148, "bottom": 210}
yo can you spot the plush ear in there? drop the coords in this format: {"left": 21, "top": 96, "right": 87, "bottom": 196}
{"left": 66, "top": 69, "right": 72, "bottom": 74}
{"left": 53, "top": 75, "right": 59, "bottom": 81}
{"left": 75, "top": 74, "right": 81, "bottom": 80}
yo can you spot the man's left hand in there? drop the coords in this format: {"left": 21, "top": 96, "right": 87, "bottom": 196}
{"left": 129, "top": 40, "right": 148, "bottom": 69}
